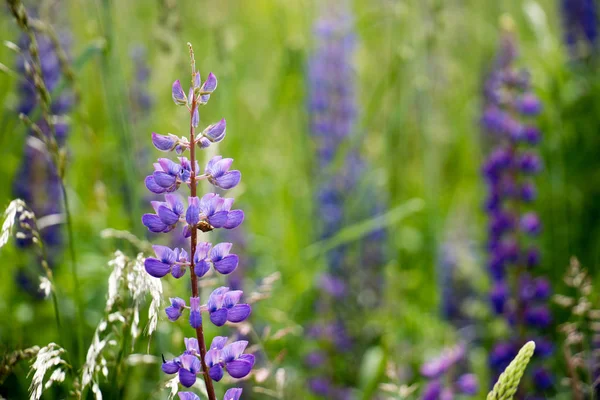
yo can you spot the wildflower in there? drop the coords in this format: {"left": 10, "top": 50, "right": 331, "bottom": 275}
{"left": 189, "top": 297, "right": 202, "bottom": 328}
{"left": 561, "top": 0, "right": 598, "bottom": 57}
{"left": 143, "top": 245, "right": 188, "bottom": 278}
{"left": 205, "top": 156, "right": 241, "bottom": 190}
{"left": 143, "top": 44, "right": 252, "bottom": 400}
{"left": 165, "top": 297, "right": 186, "bottom": 321}
{"left": 172, "top": 80, "right": 188, "bottom": 105}
{"left": 206, "top": 337, "right": 255, "bottom": 381}
{"left": 419, "top": 344, "right": 478, "bottom": 399}
{"left": 193, "top": 242, "right": 239, "bottom": 277}
{"left": 481, "top": 29, "right": 551, "bottom": 394}
{"left": 206, "top": 287, "right": 251, "bottom": 326}
{"left": 185, "top": 194, "right": 244, "bottom": 234}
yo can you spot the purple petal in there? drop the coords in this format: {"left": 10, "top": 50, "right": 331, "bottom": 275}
{"left": 190, "top": 310, "right": 202, "bottom": 328}
{"left": 197, "top": 137, "right": 211, "bottom": 148}
{"left": 207, "top": 287, "right": 228, "bottom": 311}
{"left": 210, "top": 308, "right": 228, "bottom": 327}
{"left": 153, "top": 245, "right": 176, "bottom": 263}
{"left": 152, "top": 133, "right": 176, "bottom": 151}
{"left": 202, "top": 72, "right": 217, "bottom": 93}
{"left": 165, "top": 194, "right": 185, "bottom": 215}
{"left": 153, "top": 171, "right": 177, "bottom": 188}
{"left": 214, "top": 171, "right": 241, "bottom": 190}
{"left": 210, "top": 157, "right": 233, "bottom": 176}
{"left": 195, "top": 242, "right": 212, "bottom": 260}
{"left": 178, "top": 393, "right": 200, "bottom": 400}
{"left": 214, "top": 254, "right": 238, "bottom": 275}
{"left": 145, "top": 175, "right": 167, "bottom": 194}
{"left": 185, "top": 338, "right": 199, "bottom": 354}
{"left": 178, "top": 368, "right": 197, "bottom": 388}
{"left": 165, "top": 305, "right": 183, "bottom": 321}
{"left": 218, "top": 198, "right": 234, "bottom": 212}
{"left": 222, "top": 341, "right": 248, "bottom": 361}
{"left": 171, "top": 264, "right": 186, "bottom": 279}
{"left": 194, "top": 259, "right": 211, "bottom": 278}
{"left": 158, "top": 205, "right": 180, "bottom": 226}
{"left": 144, "top": 258, "right": 171, "bottom": 278}
{"left": 162, "top": 359, "right": 180, "bottom": 374}
{"left": 226, "top": 358, "right": 253, "bottom": 379}
{"left": 208, "top": 211, "right": 229, "bottom": 228}
{"left": 224, "top": 388, "right": 243, "bottom": 400}
{"left": 223, "top": 290, "right": 243, "bottom": 307}
{"left": 206, "top": 349, "right": 219, "bottom": 367}
{"left": 186, "top": 197, "right": 200, "bottom": 226}
{"left": 205, "top": 155, "right": 222, "bottom": 173}
{"left": 210, "top": 336, "right": 228, "bottom": 350}
{"left": 224, "top": 210, "right": 244, "bottom": 229}
{"left": 209, "top": 364, "right": 224, "bottom": 382}
{"left": 211, "top": 242, "right": 233, "bottom": 260}
{"left": 203, "top": 119, "right": 226, "bottom": 142}
{"left": 142, "top": 214, "right": 167, "bottom": 233}
{"left": 181, "top": 354, "right": 201, "bottom": 373}
{"left": 192, "top": 105, "right": 199, "bottom": 128}
{"left": 193, "top": 71, "right": 201, "bottom": 88}
{"left": 172, "top": 80, "right": 188, "bottom": 105}
{"left": 227, "top": 304, "right": 251, "bottom": 323}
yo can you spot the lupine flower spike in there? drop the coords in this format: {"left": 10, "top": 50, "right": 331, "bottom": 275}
{"left": 142, "top": 43, "right": 252, "bottom": 400}
{"left": 487, "top": 341, "right": 536, "bottom": 400}
{"left": 482, "top": 22, "right": 552, "bottom": 395}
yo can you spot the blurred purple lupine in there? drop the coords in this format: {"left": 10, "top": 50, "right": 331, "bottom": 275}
{"left": 560, "top": 0, "right": 598, "bottom": 57}
{"left": 12, "top": 30, "right": 73, "bottom": 295}
{"left": 129, "top": 45, "right": 153, "bottom": 117}
{"left": 305, "top": 5, "right": 387, "bottom": 398}
{"left": 481, "top": 30, "right": 552, "bottom": 396}
{"left": 419, "top": 344, "right": 478, "bottom": 399}
{"left": 141, "top": 44, "right": 248, "bottom": 400}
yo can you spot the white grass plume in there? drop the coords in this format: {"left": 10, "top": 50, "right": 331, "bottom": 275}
{"left": 0, "top": 199, "right": 25, "bottom": 248}
{"left": 28, "top": 343, "right": 68, "bottom": 400}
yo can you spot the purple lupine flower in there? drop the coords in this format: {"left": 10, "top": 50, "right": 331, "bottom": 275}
{"left": 144, "top": 245, "right": 188, "bottom": 278}
{"left": 145, "top": 158, "right": 197, "bottom": 194}
{"left": 205, "top": 156, "right": 241, "bottom": 190}
{"left": 206, "top": 286, "right": 251, "bottom": 326}
{"left": 172, "top": 79, "right": 188, "bottom": 105}
{"left": 482, "top": 31, "right": 552, "bottom": 394}
{"left": 419, "top": 344, "right": 478, "bottom": 398}
{"left": 206, "top": 336, "right": 255, "bottom": 381}
{"left": 201, "top": 119, "right": 227, "bottom": 144}
{"left": 144, "top": 45, "right": 253, "bottom": 399}
{"left": 185, "top": 194, "right": 244, "bottom": 234}
{"left": 166, "top": 297, "right": 187, "bottom": 321}
{"left": 12, "top": 29, "right": 74, "bottom": 293}
{"left": 306, "top": 5, "right": 388, "bottom": 396}
{"left": 456, "top": 374, "right": 478, "bottom": 395}
{"left": 223, "top": 388, "right": 243, "bottom": 400}
{"left": 189, "top": 296, "right": 202, "bottom": 328}
{"left": 561, "top": 0, "right": 598, "bottom": 58}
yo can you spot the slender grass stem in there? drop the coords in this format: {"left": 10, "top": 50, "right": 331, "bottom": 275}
{"left": 60, "top": 180, "right": 85, "bottom": 366}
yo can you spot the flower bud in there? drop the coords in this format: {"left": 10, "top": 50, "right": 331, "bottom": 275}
{"left": 172, "top": 80, "right": 187, "bottom": 106}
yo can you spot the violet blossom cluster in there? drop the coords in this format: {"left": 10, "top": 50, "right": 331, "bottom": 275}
{"left": 420, "top": 344, "right": 478, "bottom": 400}
{"left": 481, "top": 32, "right": 553, "bottom": 395}
{"left": 12, "top": 31, "right": 73, "bottom": 294}
{"left": 141, "top": 45, "right": 252, "bottom": 400}
{"left": 560, "top": 0, "right": 598, "bottom": 57}
{"left": 305, "top": 8, "right": 386, "bottom": 398}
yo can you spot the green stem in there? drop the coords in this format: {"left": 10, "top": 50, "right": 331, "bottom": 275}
{"left": 60, "top": 180, "right": 85, "bottom": 367}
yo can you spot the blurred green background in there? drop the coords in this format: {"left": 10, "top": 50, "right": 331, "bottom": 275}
{"left": 0, "top": 0, "right": 599, "bottom": 399}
